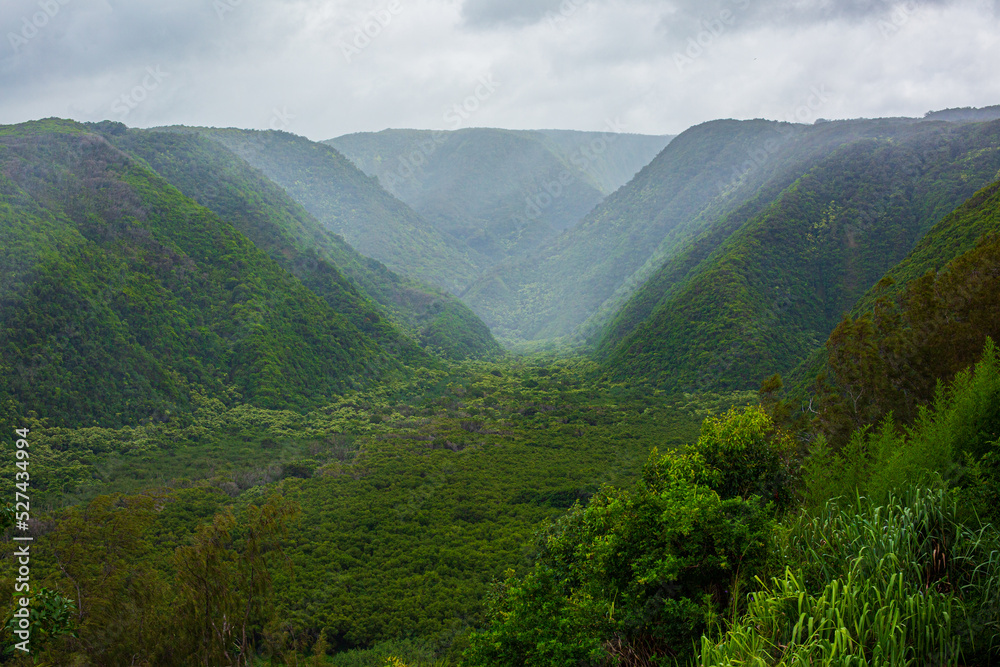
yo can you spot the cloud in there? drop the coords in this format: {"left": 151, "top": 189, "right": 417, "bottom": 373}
{"left": 0, "top": 0, "right": 997, "bottom": 139}
{"left": 460, "top": 0, "right": 565, "bottom": 28}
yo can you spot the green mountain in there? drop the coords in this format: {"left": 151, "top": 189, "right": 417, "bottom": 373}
{"left": 327, "top": 128, "right": 672, "bottom": 265}
{"left": 924, "top": 105, "right": 1000, "bottom": 123}
{"left": 598, "top": 119, "right": 1000, "bottom": 391}
{"left": 463, "top": 117, "right": 922, "bottom": 343}
{"left": 6, "top": 115, "right": 1000, "bottom": 667}
{"left": 801, "top": 176, "right": 1000, "bottom": 439}
{"left": 0, "top": 119, "right": 407, "bottom": 427}
{"left": 853, "top": 178, "right": 1000, "bottom": 311}
{"left": 99, "top": 124, "right": 500, "bottom": 362}
{"left": 156, "top": 126, "right": 482, "bottom": 295}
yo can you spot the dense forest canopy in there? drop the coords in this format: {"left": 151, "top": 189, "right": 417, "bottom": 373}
{"left": 1, "top": 110, "right": 999, "bottom": 666}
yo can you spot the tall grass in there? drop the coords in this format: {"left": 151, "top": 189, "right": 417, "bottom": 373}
{"left": 696, "top": 489, "right": 1000, "bottom": 666}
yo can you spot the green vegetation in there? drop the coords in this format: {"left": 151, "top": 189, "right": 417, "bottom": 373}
{"left": 0, "top": 122, "right": 406, "bottom": 428}
{"left": 328, "top": 128, "right": 672, "bottom": 267}
{"left": 805, "top": 339, "right": 1000, "bottom": 508}
{"left": 464, "top": 119, "right": 808, "bottom": 343}
{"left": 0, "top": 356, "right": 743, "bottom": 664}
{"left": 465, "top": 406, "right": 788, "bottom": 665}
{"left": 924, "top": 105, "right": 1000, "bottom": 123}
{"left": 464, "top": 116, "right": 1000, "bottom": 351}
{"left": 813, "top": 192, "right": 1000, "bottom": 442}
{"left": 698, "top": 489, "right": 1000, "bottom": 666}
{"left": 852, "top": 176, "right": 1000, "bottom": 313}
{"left": 598, "top": 120, "right": 1000, "bottom": 393}
{"left": 104, "top": 126, "right": 500, "bottom": 362}
{"left": 161, "top": 126, "right": 482, "bottom": 295}
{"left": 464, "top": 335, "right": 1000, "bottom": 666}
{"left": 2, "top": 112, "right": 1000, "bottom": 666}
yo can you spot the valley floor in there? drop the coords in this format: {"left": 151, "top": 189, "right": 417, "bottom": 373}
{"left": 1, "top": 355, "right": 753, "bottom": 664}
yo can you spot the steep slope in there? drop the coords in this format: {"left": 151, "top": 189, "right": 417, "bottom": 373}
{"left": 0, "top": 119, "right": 402, "bottom": 427}
{"left": 786, "top": 175, "right": 1000, "bottom": 397}
{"left": 599, "top": 119, "right": 1000, "bottom": 391}
{"left": 852, "top": 178, "right": 1000, "bottom": 311}
{"left": 157, "top": 126, "right": 481, "bottom": 295}
{"left": 101, "top": 124, "right": 500, "bottom": 361}
{"left": 464, "top": 117, "right": 923, "bottom": 342}
{"left": 327, "top": 128, "right": 672, "bottom": 265}
{"left": 807, "top": 178, "right": 1000, "bottom": 439}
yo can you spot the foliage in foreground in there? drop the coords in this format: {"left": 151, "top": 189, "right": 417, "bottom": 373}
{"left": 465, "top": 405, "right": 791, "bottom": 666}
{"left": 803, "top": 338, "right": 1000, "bottom": 512}
{"left": 0, "top": 494, "right": 298, "bottom": 666}
{"left": 698, "top": 489, "right": 1000, "bottom": 666}
{"left": 466, "top": 338, "right": 1000, "bottom": 666}
{"left": 695, "top": 338, "right": 1000, "bottom": 667}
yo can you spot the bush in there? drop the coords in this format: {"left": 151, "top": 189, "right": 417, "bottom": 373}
{"left": 464, "top": 450, "right": 776, "bottom": 666}
{"left": 689, "top": 405, "right": 796, "bottom": 512}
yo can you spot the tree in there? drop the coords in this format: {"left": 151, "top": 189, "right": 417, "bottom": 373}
{"left": 465, "top": 443, "right": 776, "bottom": 666}
{"left": 37, "top": 494, "right": 172, "bottom": 665}
{"left": 173, "top": 494, "right": 299, "bottom": 666}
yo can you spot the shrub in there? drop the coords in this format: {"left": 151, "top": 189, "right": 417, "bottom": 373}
{"left": 801, "top": 339, "right": 1000, "bottom": 509}
{"left": 689, "top": 405, "right": 796, "bottom": 512}
{"left": 464, "top": 450, "right": 776, "bottom": 666}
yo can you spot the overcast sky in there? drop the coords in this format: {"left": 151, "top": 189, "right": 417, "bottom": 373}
{"left": 1, "top": 0, "right": 997, "bottom": 140}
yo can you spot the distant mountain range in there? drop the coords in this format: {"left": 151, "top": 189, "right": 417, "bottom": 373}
{"left": 596, "top": 117, "right": 1000, "bottom": 391}
{"left": 327, "top": 128, "right": 673, "bottom": 267}
{"left": 155, "top": 126, "right": 484, "bottom": 296}
{"left": 117, "top": 125, "right": 499, "bottom": 363}
{"left": 420, "top": 110, "right": 1000, "bottom": 392}
{"left": 3, "top": 106, "right": 999, "bottom": 428}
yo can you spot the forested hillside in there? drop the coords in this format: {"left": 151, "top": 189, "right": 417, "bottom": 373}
{"left": 157, "top": 126, "right": 483, "bottom": 295}
{"left": 463, "top": 116, "right": 1000, "bottom": 350}
{"left": 328, "top": 128, "right": 671, "bottom": 266}
{"left": 460, "top": 178, "right": 1000, "bottom": 666}
{"left": 853, "top": 178, "right": 1000, "bottom": 311}
{"left": 809, "top": 179, "right": 1000, "bottom": 442}
{"left": 3, "top": 112, "right": 1000, "bottom": 667}
{"left": 462, "top": 118, "right": 895, "bottom": 342}
{"left": 101, "top": 124, "right": 500, "bottom": 362}
{"left": 0, "top": 119, "right": 414, "bottom": 428}
{"left": 599, "top": 120, "right": 1000, "bottom": 392}
{"left": 924, "top": 105, "right": 1000, "bottom": 123}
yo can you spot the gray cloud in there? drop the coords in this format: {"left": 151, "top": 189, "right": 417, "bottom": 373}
{"left": 651, "top": 0, "right": 978, "bottom": 42}
{"left": 0, "top": 0, "right": 996, "bottom": 139}
{"left": 460, "top": 0, "right": 564, "bottom": 27}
